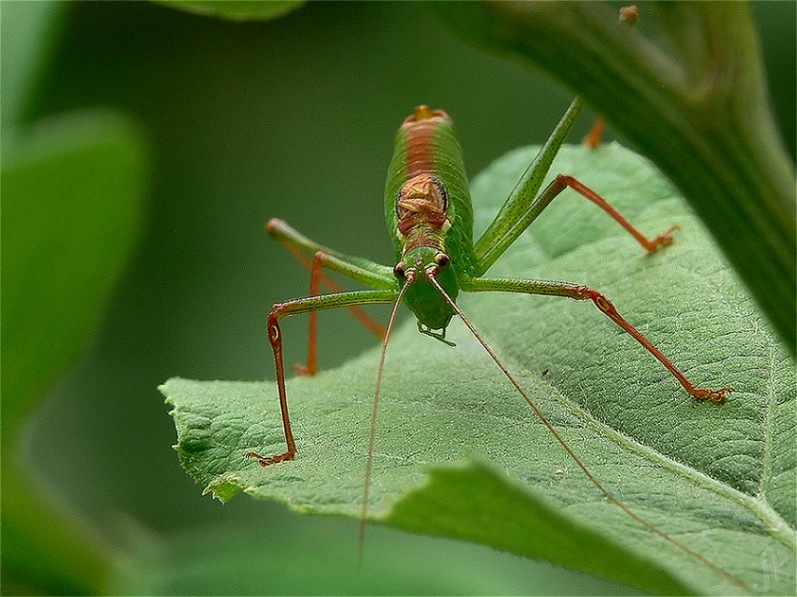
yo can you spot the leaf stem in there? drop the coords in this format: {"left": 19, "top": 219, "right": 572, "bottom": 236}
{"left": 433, "top": 1, "right": 796, "bottom": 351}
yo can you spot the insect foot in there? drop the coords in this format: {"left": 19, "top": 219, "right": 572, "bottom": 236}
{"left": 648, "top": 224, "right": 680, "bottom": 252}
{"left": 245, "top": 450, "right": 295, "bottom": 467}
{"left": 293, "top": 363, "right": 314, "bottom": 377}
{"left": 691, "top": 386, "right": 733, "bottom": 403}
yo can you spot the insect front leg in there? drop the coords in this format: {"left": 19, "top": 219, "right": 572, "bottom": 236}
{"left": 246, "top": 289, "right": 398, "bottom": 467}
{"left": 463, "top": 276, "right": 732, "bottom": 402}
{"left": 267, "top": 219, "right": 394, "bottom": 375}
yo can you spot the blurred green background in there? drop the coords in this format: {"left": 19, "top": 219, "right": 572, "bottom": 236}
{"left": 2, "top": 1, "right": 794, "bottom": 594}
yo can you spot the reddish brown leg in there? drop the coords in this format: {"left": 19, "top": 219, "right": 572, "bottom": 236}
{"left": 292, "top": 250, "right": 387, "bottom": 376}
{"left": 466, "top": 277, "right": 732, "bottom": 402}
{"left": 280, "top": 244, "right": 386, "bottom": 378}
{"left": 582, "top": 116, "right": 605, "bottom": 149}
{"left": 294, "top": 254, "right": 323, "bottom": 376}
{"left": 575, "top": 284, "right": 732, "bottom": 402}
{"left": 547, "top": 174, "right": 678, "bottom": 253}
{"left": 246, "top": 312, "right": 296, "bottom": 465}
{"left": 246, "top": 288, "right": 397, "bottom": 467}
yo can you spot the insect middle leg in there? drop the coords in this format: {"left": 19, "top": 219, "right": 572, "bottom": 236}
{"left": 462, "top": 276, "right": 732, "bottom": 402}
{"left": 247, "top": 288, "right": 399, "bottom": 467}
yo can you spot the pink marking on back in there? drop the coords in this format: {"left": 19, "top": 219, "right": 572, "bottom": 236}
{"left": 402, "top": 106, "right": 451, "bottom": 178}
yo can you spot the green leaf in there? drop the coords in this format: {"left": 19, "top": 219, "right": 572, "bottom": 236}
{"left": 154, "top": 0, "right": 305, "bottom": 21}
{"left": 113, "top": 514, "right": 632, "bottom": 595}
{"left": 163, "top": 144, "right": 795, "bottom": 595}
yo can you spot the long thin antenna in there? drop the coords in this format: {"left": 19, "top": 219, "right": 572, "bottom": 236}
{"left": 425, "top": 268, "right": 748, "bottom": 590}
{"left": 358, "top": 272, "right": 415, "bottom": 568}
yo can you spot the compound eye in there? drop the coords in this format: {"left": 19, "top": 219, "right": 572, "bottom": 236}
{"left": 434, "top": 253, "right": 450, "bottom": 268}
{"left": 393, "top": 263, "right": 406, "bottom": 279}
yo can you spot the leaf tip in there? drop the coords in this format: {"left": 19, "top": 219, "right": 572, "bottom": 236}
{"left": 203, "top": 476, "right": 245, "bottom": 503}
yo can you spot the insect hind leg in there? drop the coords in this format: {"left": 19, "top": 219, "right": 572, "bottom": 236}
{"left": 462, "top": 276, "right": 732, "bottom": 402}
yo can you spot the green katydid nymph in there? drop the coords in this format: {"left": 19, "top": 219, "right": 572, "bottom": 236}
{"left": 246, "top": 99, "right": 744, "bottom": 588}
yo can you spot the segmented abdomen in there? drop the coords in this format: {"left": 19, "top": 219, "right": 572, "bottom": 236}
{"left": 402, "top": 107, "right": 450, "bottom": 177}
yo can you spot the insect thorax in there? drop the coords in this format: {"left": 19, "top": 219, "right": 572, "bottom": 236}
{"left": 395, "top": 174, "right": 451, "bottom": 255}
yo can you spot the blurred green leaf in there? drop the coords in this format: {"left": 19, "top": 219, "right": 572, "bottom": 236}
{"left": 113, "top": 514, "right": 634, "bottom": 595}
{"left": 163, "top": 144, "right": 796, "bottom": 595}
{"left": 155, "top": 0, "right": 305, "bottom": 21}
{"left": 2, "top": 110, "right": 148, "bottom": 594}
{"left": 0, "top": 0, "right": 63, "bottom": 126}
{"left": 2, "top": 111, "right": 147, "bottom": 424}
{"left": 432, "top": 1, "right": 796, "bottom": 351}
